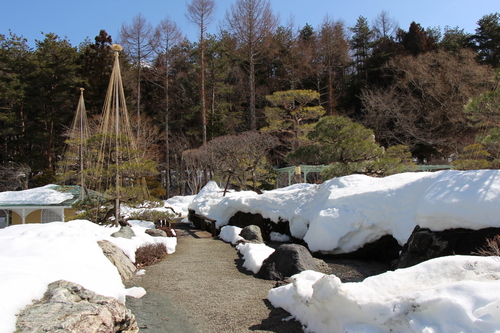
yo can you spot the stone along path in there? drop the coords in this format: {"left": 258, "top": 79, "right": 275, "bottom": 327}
{"left": 125, "top": 222, "right": 304, "bottom": 333}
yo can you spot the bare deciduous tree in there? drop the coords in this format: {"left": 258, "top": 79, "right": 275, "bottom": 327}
{"left": 205, "top": 131, "right": 279, "bottom": 191}
{"left": 317, "top": 16, "right": 351, "bottom": 115}
{"left": 372, "top": 11, "right": 399, "bottom": 40}
{"left": 153, "top": 17, "right": 183, "bottom": 197}
{"left": 119, "top": 13, "right": 154, "bottom": 136}
{"left": 361, "top": 49, "right": 494, "bottom": 161}
{"left": 182, "top": 148, "right": 210, "bottom": 194}
{"left": 225, "top": 0, "right": 278, "bottom": 130}
{"left": 186, "top": 0, "right": 216, "bottom": 145}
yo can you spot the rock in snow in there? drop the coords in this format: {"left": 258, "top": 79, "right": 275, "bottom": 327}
{"left": 239, "top": 225, "right": 265, "bottom": 244}
{"left": 98, "top": 240, "right": 136, "bottom": 281}
{"left": 397, "top": 226, "right": 500, "bottom": 268}
{"left": 257, "top": 243, "right": 317, "bottom": 281}
{"left": 15, "top": 280, "right": 138, "bottom": 333}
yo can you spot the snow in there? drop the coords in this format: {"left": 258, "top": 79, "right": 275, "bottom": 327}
{"left": 219, "top": 225, "right": 244, "bottom": 244}
{"left": 3, "top": 170, "right": 500, "bottom": 332}
{"left": 235, "top": 242, "right": 275, "bottom": 274}
{"left": 268, "top": 256, "right": 500, "bottom": 332}
{"left": 197, "top": 170, "right": 500, "bottom": 332}
{"left": 0, "top": 219, "right": 177, "bottom": 333}
{"left": 0, "top": 184, "right": 73, "bottom": 205}
{"left": 270, "top": 232, "right": 291, "bottom": 242}
{"left": 189, "top": 170, "right": 500, "bottom": 254}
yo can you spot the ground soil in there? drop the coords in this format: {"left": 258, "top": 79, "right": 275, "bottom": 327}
{"left": 125, "top": 222, "right": 390, "bottom": 332}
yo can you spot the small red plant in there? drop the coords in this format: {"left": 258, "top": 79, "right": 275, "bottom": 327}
{"left": 135, "top": 243, "right": 168, "bottom": 268}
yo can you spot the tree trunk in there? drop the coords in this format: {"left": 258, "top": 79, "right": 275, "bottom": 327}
{"left": 249, "top": 53, "right": 256, "bottom": 130}
{"left": 201, "top": 29, "right": 207, "bottom": 145}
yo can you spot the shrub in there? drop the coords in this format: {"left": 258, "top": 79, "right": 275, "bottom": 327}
{"left": 134, "top": 243, "right": 168, "bottom": 268}
{"left": 477, "top": 235, "right": 500, "bottom": 257}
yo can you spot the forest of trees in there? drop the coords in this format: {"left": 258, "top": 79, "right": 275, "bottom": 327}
{"left": 1, "top": 1, "right": 500, "bottom": 196}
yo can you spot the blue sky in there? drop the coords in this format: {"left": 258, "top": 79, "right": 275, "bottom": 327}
{"left": 1, "top": 0, "right": 498, "bottom": 48}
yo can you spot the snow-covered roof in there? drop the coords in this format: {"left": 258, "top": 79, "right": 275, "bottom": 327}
{"left": 0, "top": 185, "right": 77, "bottom": 206}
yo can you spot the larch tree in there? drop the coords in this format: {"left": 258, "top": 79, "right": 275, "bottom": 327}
{"left": 372, "top": 11, "right": 398, "bottom": 40}
{"left": 225, "top": 0, "right": 278, "bottom": 130}
{"left": 153, "top": 17, "right": 183, "bottom": 198}
{"left": 317, "top": 17, "right": 351, "bottom": 115}
{"left": 119, "top": 13, "right": 154, "bottom": 136}
{"left": 186, "top": 0, "right": 216, "bottom": 145}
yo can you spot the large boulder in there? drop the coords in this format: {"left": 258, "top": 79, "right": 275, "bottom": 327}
{"left": 257, "top": 244, "right": 317, "bottom": 281}
{"left": 111, "top": 225, "right": 135, "bottom": 239}
{"left": 397, "top": 226, "right": 500, "bottom": 268}
{"left": 240, "top": 225, "right": 264, "bottom": 244}
{"left": 15, "top": 280, "right": 138, "bottom": 333}
{"left": 98, "top": 240, "right": 136, "bottom": 281}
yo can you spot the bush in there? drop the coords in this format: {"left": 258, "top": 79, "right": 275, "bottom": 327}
{"left": 135, "top": 243, "right": 168, "bottom": 268}
{"left": 477, "top": 235, "right": 500, "bottom": 257}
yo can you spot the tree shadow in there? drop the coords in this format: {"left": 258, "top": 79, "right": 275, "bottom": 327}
{"left": 249, "top": 299, "right": 303, "bottom": 332}
{"left": 233, "top": 256, "right": 256, "bottom": 276}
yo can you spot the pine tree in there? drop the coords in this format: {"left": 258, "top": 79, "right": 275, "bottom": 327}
{"left": 263, "top": 89, "right": 325, "bottom": 150}
{"left": 474, "top": 13, "right": 500, "bottom": 68}
{"left": 286, "top": 116, "right": 384, "bottom": 178}
{"left": 350, "top": 16, "right": 373, "bottom": 78}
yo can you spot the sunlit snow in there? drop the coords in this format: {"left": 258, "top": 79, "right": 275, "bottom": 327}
{"left": 2, "top": 169, "right": 500, "bottom": 332}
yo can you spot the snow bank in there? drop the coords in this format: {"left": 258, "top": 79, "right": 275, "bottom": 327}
{"left": 268, "top": 255, "right": 500, "bottom": 333}
{"left": 0, "top": 220, "right": 176, "bottom": 333}
{"left": 164, "top": 195, "right": 196, "bottom": 216}
{"left": 189, "top": 170, "right": 500, "bottom": 254}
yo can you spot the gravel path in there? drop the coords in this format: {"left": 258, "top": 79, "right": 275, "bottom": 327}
{"left": 125, "top": 223, "right": 304, "bottom": 332}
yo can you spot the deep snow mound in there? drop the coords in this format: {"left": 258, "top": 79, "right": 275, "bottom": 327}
{"left": 189, "top": 170, "right": 500, "bottom": 254}
{"left": 267, "top": 255, "right": 500, "bottom": 333}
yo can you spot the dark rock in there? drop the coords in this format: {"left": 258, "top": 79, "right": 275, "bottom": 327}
{"left": 229, "top": 212, "right": 291, "bottom": 241}
{"left": 319, "top": 235, "right": 401, "bottom": 263}
{"left": 111, "top": 225, "right": 135, "bottom": 239}
{"left": 397, "top": 226, "right": 500, "bottom": 268}
{"left": 15, "top": 280, "right": 138, "bottom": 333}
{"left": 98, "top": 240, "right": 136, "bottom": 281}
{"left": 257, "top": 244, "right": 317, "bottom": 280}
{"left": 145, "top": 228, "right": 168, "bottom": 237}
{"left": 240, "top": 225, "right": 264, "bottom": 243}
